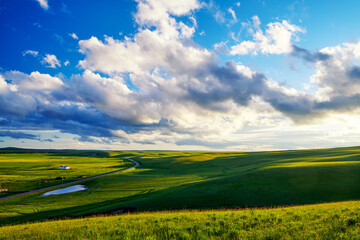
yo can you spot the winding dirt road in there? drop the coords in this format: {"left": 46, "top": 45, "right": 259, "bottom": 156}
{"left": 0, "top": 159, "right": 139, "bottom": 201}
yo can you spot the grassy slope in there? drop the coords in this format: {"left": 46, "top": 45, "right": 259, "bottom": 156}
{"left": 1, "top": 147, "right": 360, "bottom": 226}
{"left": 1, "top": 201, "right": 360, "bottom": 239}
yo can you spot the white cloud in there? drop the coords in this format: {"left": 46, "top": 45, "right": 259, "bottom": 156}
{"left": 236, "top": 2, "right": 241, "bottom": 7}
{"left": 22, "top": 50, "right": 39, "bottom": 57}
{"left": 64, "top": 60, "right": 70, "bottom": 66}
{"left": 228, "top": 8, "right": 237, "bottom": 22}
{"left": 135, "top": 0, "right": 200, "bottom": 39}
{"left": 35, "top": 0, "right": 49, "bottom": 10}
{"left": 231, "top": 16, "right": 305, "bottom": 55}
{"left": 69, "top": 33, "right": 78, "bottom": 40}
{"left": 42, "top": 54, "right": 61, "bottom": 68}
{"left": 311, "top": 41, "right": 360, "bottom": 99}
{"left": 79, "top": 0, "right": 205, "bottom": 75}
{"left": 73, "top": 70, "right": 134, "bottom": 120}
{"left": 79, "top": 30, "right": 212, "bottom": 75}
{"left": 4, "top": 71, "right": 63, "bottom": 91}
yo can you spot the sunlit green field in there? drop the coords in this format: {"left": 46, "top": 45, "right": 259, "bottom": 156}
{"left": 2, "top": 201, "right": 360, "bottom": 239}
{"left": 1, "top": 146, "right": 360, "bottom": 228}
{"left": 0, "top": 150, "right": 130, "bottom": 196}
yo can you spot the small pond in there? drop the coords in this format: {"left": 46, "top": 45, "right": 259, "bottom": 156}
{"left": 42, "top": 185, "right": 88, "bottom": 197}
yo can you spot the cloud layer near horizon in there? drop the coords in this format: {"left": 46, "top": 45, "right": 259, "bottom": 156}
{"left": 2, "top": 0, "right": 360, "bottom": 149}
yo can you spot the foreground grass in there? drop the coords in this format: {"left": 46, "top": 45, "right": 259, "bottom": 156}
{"left": 1, "top": 201, "right": 360, "bottom": 239}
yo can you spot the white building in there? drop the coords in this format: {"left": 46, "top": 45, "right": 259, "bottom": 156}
{"left": 59, "top": 165, "right": 70, "bottom": 170}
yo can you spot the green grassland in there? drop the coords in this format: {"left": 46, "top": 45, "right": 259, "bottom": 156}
{"left": 1, "top": 201, "right": 360, "bottom": 239}
{"left": 0, "top": 150, "right": 131, "bottom": 197}
{"left": 1, "top": 146, "right": 360, "bottom": 229}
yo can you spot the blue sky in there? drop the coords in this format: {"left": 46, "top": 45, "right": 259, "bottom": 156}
{"left": 1, "top": 0, "right": 360, "bottom": 150}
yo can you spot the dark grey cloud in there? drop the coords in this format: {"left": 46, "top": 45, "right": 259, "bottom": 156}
{"left": 291, "top": 45, "right": 330, "bottom": 62}
{"left": 315, "top": 94, "right": 360, "bottom": 112}
{"left": 181, "top": 55, "right": 360, "bottom": 124}
{"left": 0, "top": 99, "right": 175, "bottom": 145}
{"left": 264, "top": 89, "right": 315, "bottom": 116}
{"left": 0, "top": 131, "right": 39, "bottom": 140}
{"left": 180, "top": 59, "right": 318, "bottom": 120}
{"left": 185, "top": 61, "right": 266, "bottom": 111}
{"left": 347, "top": 66, "right": 360, "bottom": 80}
{"left": 42, "top": 139, "right": 54, "bottom": 142}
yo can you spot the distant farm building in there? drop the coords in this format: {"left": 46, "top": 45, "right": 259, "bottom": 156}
{"left": 59, "top": 165, "right": 70, "bottom": 170}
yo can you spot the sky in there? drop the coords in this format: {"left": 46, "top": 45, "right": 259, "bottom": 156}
{"left": 1, "top": 0, "right": 360, "bottom": 150}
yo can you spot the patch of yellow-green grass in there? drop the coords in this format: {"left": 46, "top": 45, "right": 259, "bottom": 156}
{"left": 1, "top": 201, "right": 360, "bottom": 239}
{"left": 263, "top": 160, "right": 360, "bottom": 169}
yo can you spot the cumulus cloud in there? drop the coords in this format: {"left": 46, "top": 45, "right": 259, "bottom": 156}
{"left": 0, "top": 71, "right": 122, "bottom": 142}
{"left": 42, "top": 54, "right": 61, "bottom": 68}
{"left": 259, "top": 40, "right": 360, "bottom": 121}
{"left": 231, "top": 16, "right": 305, "bottom": 55}
{"left": 0, "top": 71, "right": 64, "bottom": 117}
{"left": 35, "top": 0, "right": 49, "bottom": 10}
{"left": 72, "top": 70, "right": 133, "bottom": 120}
{"left": 22, "top": 50, "right": 39, "bottom": 57}
{"left": 135, "top": 0, "right": 200, "bottom": 39}
{"left": 78, "top": 0, "right": 205, "bottom": 76}
{"left": 4, "top": 71, "right": 64, "bottom": 90}
{"left": 79, "top": 33, "right": 212, "bottom": 75}
{"left": 311, "top": 41, "right": 360, "bottom": 99}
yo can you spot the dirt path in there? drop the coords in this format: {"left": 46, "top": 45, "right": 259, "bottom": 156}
{"left": 0, "top": 159, "right": 139, "bottom": 201}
